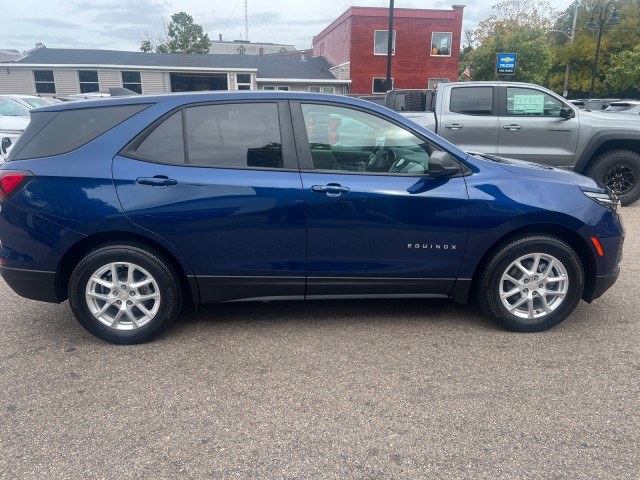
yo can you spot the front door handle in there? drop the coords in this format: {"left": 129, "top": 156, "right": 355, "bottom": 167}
{"left": 136, "top": 176, "right": 178, "bottom": 187}
{"left": 311, "top": 184, "right": 350, "bottom": 197}
{"left": 503, "top": 124, "right": 523, "bottom": 130}
{"left": 445, "top": 123, "right": 463, "bottom": 130}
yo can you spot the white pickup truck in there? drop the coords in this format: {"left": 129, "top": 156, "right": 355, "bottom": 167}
{"left": 386, "top": 81, "right": 640, "bottom": 206}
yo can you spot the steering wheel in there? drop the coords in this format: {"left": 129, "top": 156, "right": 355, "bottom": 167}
{"left": 366, "top": 138, "right": 387, "bottom": 171}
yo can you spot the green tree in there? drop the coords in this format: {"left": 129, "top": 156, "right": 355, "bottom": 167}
{"left": 35, "top": 42, "right": 46, "bottom": 49}
{"left": 606, "top": 44, "right": 640, "bottom": 91}
{"left": 464, "top": 0, "right": 557, "bottom": 83}
{"left": 548, "top": 0, "right": 640, "bottom": 97}
{"left": 139, "top": 12, "right": 211, "bottom": 54}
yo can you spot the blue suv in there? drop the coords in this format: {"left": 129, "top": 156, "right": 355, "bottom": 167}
{"left": 0, "top": 92, "right": 624, "bottom": 343}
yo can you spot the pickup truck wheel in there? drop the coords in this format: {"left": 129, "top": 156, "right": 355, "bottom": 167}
{"left": 476, "top": 235, "right": 584, "bottom": 332}
{"left": 585, "top": 149, "right": 640, "bottom": 206}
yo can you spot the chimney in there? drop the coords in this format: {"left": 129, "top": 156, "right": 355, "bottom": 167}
{"left": 219, "top": 34, "right": 223, "bottom": 41}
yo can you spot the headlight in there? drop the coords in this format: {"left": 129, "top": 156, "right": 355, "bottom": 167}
{"left": 583, "top": 190, "right": 620, "bottom": 212}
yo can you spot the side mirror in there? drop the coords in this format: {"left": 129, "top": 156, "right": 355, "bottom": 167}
{"left": 560, "top": 107, "right": 575, "bottom": 119}
{"left": 428, "top": 151, "right": 460, "bottom": 177}
{"left": 1, "top": 137, "right": 11, "bottom": 154}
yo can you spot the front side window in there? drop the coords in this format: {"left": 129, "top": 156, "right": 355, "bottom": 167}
{"left": 122, "top": 71, "right": 142, "bottom": 94}
{"left": 78, "top": 70, "right": 99, "bottom": 93}
{"left": 301, "top": 103, "right": 435, "bottom": 175}
{"left": 450, "top": 87, "right": 493, "bottom": 115}
{"left": 431, "top": 32, "right": 452, "bottom": 56}
{"left": 34, "top": 70, "right": 56, "bottom": 94}
{"left": 374, "top": 30, "right": 396, "bottom": 55}
{"left": 506, "top": 87, "right": 564, "bottom": 117}
{"left": 185, "top": 103, "right": 283, "bottom": 168}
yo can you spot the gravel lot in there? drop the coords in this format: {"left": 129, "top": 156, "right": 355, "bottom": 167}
{"left": 1, "top": 204, "right": 638, "bottom": 479}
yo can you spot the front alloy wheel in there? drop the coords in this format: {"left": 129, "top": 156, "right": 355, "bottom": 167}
{"left": 477, "top": 235, "right": 584, "bottom": 332}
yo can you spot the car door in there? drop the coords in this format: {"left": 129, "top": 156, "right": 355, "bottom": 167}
{"left": 292, "top": 101, "right": 470, "bottom": 298}
{"left": 437, "top": 85, "right": 500, "bottom": 155}
{"left": 497, "top": 85, "right": 580, "bottom": 165}
{"left": 113, "top": 100, "right": 307, "bottom": 303}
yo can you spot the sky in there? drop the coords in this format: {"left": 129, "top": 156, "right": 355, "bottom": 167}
{"left": 2, "top": 0, "right": 577, "bottom": 53}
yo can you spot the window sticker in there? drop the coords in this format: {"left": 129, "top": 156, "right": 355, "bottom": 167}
{"left": 513, "top": 94, "right": 544, "bottom": 114}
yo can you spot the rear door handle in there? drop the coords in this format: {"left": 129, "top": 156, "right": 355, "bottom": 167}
{"left": 445, "top": 123, "right": 463, "bottom": 130}
{"left": 503, "top": 124, "right": 522, "bottom": 130}
{"left": 311, "top": 184, "right": 350, "bottom": 197}
{"left": 136, "top": 176, "right": 178, "bottom": 187}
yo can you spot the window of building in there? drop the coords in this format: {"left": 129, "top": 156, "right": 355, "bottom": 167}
{"left": 450, "top": 87, "right": 493, "bottom": 115}
{"left": 431, "top": 32, "right": 452, "bottom": 56}
{"left": 122, "top": 71, "right": 142, "bottom": 94}
{"left": 374, "top": 30, "right": 396, "bottom": 55}
{"left": 428, "top": 78, "right": 449, "bottom": 89}
{"left": 237, "top": 73, "right": 252, "bottom": 90}
{"left": 301, "top": 103, "right": 438, "bottom": 175}
{"left": 185, "top": 103, "right": 283, "bottom": 168}
{"left": 262, "top": 85, "right": 289, "bottom": 91}
{"left": 238, "top": 46, "right": 246, "bottom": 54}
{"left": 309, "top": 86, "right": 335, "bottom": 94}
{"left": 372, "top": 77, "right": 393, "bottom": 94}
{"left": 78, "top": 70, "right": 99, "bottom": 93}
{"left": 33, "top": 70, "right": 56, "bottom": 94}
{"left": 506, "top": 87, "right": 563, "bottom": 117}
{"left": 279, "top": 48, "right": 288, "bottom": 53}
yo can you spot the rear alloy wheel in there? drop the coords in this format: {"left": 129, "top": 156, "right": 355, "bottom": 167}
{"left": 69, "top": 245, "right": 181, "bottom": 344}
{"left": 476, "top": 235, "right": 584, "bottom": 332}
{"left": 585, "top": 149, "right": 640, "bottom": 206}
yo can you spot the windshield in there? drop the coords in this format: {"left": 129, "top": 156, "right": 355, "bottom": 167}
{"left": 21, "top": 97, "right": 52, "bottom": 108}
{"left": 0, "top": 98, "right": 30, "bottom": 116}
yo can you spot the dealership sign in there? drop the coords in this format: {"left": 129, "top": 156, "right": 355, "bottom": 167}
{"left": 497, "top": 53, "right": 517, "bottom": 75}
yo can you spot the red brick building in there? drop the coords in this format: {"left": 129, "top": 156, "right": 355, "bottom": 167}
{"left": 313, "top": 6, "right": 465, "bottom": 94}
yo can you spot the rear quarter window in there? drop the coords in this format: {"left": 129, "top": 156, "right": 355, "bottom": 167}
{"left": 10, "top": 104, "right": 149, "bottom": 161}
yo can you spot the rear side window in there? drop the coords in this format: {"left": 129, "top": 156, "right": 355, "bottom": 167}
{"left": 449, "top": 87, "right": 493, "bottom": 115}
{"left": 185, "top": 103, "right": 283, "bottom": 168}
{"left": 10, "top": 104, "right": 149, "bottom": 161}
{"left": 135, "top": 111, "right": 185, "bottom": 163}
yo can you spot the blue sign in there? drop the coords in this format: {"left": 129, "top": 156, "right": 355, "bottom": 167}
{"left": 497, "top": 53, "right": 517, "bottom": 75}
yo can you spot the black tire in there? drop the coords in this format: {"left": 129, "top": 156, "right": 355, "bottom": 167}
{"left": 404, "top": 90, "right": 426, "bottom": 111}
{"left": 476, "top": 235, "right": 584, "bottom": 332}
{"left": 584, "top": 149, "right": 640, "bottom": 206}
{"left": 68, "top": 245, "right": 182, "bottom": 344}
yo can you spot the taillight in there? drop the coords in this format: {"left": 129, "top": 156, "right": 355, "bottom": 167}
{"left": 0, "top": 171, "right": 32, "bottom": 200}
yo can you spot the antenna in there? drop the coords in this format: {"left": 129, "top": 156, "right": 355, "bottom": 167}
{"left": 243, "top": 0, "right": 249, "bottom": 41}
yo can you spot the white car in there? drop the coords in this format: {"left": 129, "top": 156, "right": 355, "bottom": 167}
{"left": 0, "top": 94, "right": 56, "bottom": 110}
{"left": 0, "top": 97, "right": 30, "bottom": 162}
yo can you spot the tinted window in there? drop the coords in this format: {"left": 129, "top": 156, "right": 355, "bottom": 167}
{"left": 135, "top": 111, "right": 185, "bottom": 163}
{"left": 185, "top": 103, "right": 283, "bottom": 168}
{"left": 301, "top": 103, "right": 435, "bottom": 175}
{"left": 506, "top": 87, "right": 563, "bottom": 117}
{"left": 11, "top": 104, "right": 149, "bottom": 160}
{"left": 450, "top": 87, "right": 493, "bottom": 115}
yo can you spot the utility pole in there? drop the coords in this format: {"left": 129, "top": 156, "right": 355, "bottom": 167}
{"left": 243, "top": 0, "right": 249, "bottom": 41}
{"left": 563, "top": 1, "right": 578, "bottom": 97}
{"left": 385, "top": 0, "right": 394, "bottom": 91}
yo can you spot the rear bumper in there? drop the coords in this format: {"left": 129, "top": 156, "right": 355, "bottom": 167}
{"left": 0, "top": 266, "right": 61, "bottom": 303}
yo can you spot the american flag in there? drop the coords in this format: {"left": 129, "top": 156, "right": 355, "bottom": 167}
{"left": 463, "top": 64, "right": 471, "bottom": 79}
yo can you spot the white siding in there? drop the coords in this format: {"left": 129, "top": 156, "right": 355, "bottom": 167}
{"left": 140, "top": 71, "right": 166, "bottom": 94}
{"left": 0, "top": 70, "right": 33, "bottom": 94}
{"left": 54, "top": 70, "right": 79, "bottom": 96}
{"left": 98, "top": 70, "right": 121, "bottom": 89}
